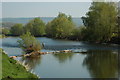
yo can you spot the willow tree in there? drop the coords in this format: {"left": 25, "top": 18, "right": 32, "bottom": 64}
{"left": 82, "top": 2, "right": 117, "bottom": 43}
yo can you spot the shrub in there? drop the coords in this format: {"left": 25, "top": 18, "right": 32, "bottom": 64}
{"left": 17, "top": 32, "right": 42, "bottom": 54}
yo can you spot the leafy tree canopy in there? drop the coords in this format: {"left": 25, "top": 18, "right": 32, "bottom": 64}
{"left": 82, "top": 2, "right": 117, "bottom": 43}
{"left": 10, "top": 23, "right": 23, "bottom": 36}
{"left": 24, "top": 18, "right": 46, "bottom": 36}
{"left": 46, "top": 12, "right": 75, "bottom": 39}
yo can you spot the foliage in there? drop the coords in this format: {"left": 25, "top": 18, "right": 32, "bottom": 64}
{"left": 2, "top": 28, "right": 10, "bottom": 35}
{"left": 118, "top": 2, "right": 120, "bottom": 34}
{"left": 24, "top": 18, "right": 46, "bottom": 36}
{"left": 17, "top": 32, "right": 41, "bottom": 54}
{"left": 72, "top": 26, "right": 86, "bottom": 40}
{"left": 46, "top": 13, "right": 75, "bottom": 39}
{"left": 118, "top": 2, "right": 120, "bottom": 16}
{"left": 82, "top": 2, "right": 117, "bottom": 43}
{"left": 45, "top": 22, "right": 52, "bottom": 37}
{"left": 10, "top": 23, "right": 23, "bottom": 36}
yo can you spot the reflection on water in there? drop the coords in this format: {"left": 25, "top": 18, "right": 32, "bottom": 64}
{"left": 18, "top": 50, "right": 118, "bottom": 78}
{"left": 20, "top": 56, "right": 42, "bottom": 71}
{"left": 52, "top": 53, "right": 74, "bottom": 64}
{"left": 83, "top": 50, "right": 118, "bottom": 78}
{"left": 1, "top": 37, "right": 119, "bottom": 78}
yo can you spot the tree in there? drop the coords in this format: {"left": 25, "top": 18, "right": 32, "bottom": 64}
{"left": 118, "top": 2, "right": 120, "bottom": 33}
{"left": 17, "top": 32, "right": 42, "bottom": 54}
{"left": 24, "top": 22, "right": 33, "bottom": 34}
{"left": 72, "top": 26, "right": 86, "bottom": 40}
{"left": 46, "top": 13, "right": 75, "bottom": 39}
{"left": 10, "top": 23, "right": 23, "bottom": 36}
{"left": 82, "top": 2, "right": 117, "bottom": 43}
{"left": 118, "top": 2, "right": 120, "bottom": 16}
{"left": 24, "top": 18, "right": 46, "bottom": 36}
{"left": 2, "top": 28, "right": 10, "bottom": 35}
{"left": 45, "top": 22, "right": 52, "bottom": 37}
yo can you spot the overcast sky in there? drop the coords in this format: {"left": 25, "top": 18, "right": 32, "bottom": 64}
{"left": 1, "top": 0, "right": 119, "bottom": 2}
{"left": 1, "top": 0, "right": 120, "bottom": 18}
{"left": 2, "top": 2, "right": 91, "bottom": 18}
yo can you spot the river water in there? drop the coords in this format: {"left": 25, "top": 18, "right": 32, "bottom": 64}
{"left": 0, "top": 37, "right": 119, "bottom": 78}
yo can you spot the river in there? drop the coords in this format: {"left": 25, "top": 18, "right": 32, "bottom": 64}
{"left": 0, "top": 37, "right": 119, "bottom": 78}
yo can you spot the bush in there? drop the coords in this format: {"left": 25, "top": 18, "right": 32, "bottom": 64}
{"left": 17, "top": 32, "right": 42, "bottom": 54}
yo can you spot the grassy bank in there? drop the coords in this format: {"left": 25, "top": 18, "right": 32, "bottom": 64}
{"left": 0, "top": 34, "right": 5, "bottom": 39}
{"left": 1, "top": 48, "right": 38, "bottom": 79}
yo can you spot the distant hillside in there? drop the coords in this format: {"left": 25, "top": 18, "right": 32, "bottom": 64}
{"left": 1, "top": 22, "right": 16, "bottom": 29}
{"left": 1, "top": 17, "right": 83, "bottom": 27}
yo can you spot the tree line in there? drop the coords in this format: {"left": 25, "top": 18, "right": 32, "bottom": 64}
{"left": 1, "top": 2, "right": 119, "bottom": 44}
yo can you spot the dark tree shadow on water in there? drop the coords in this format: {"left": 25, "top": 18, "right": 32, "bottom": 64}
{"left": 83, "top": 50, "right": 118, "bottom": 78}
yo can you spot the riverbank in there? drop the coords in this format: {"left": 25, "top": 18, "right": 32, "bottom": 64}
{"left": 1, "top": 48, "right": 38, "bottom": 79}
{"left": 0, "top": 34, "right": 6, "bottom": 39}
{"left": 3, "top": 35, "right": 120, "bottom": 45}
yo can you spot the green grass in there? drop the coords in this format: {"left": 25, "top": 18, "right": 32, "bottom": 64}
{"left": 1, "top": 48, "right": 38, "bottom": 79}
